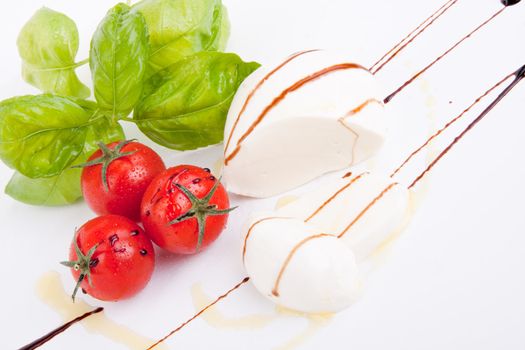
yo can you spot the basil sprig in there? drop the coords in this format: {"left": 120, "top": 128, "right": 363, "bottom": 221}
{"left": 1, "top": 1, "right": 257, "bottom": 206}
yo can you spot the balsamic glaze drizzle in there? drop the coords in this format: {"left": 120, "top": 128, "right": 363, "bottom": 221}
{"left": 390, "top": 71, "right": 515, "bottom": 177}
{"left": 370, "top": 0, "right": 458, "bottom": 74}
{"left": 18, "top": 307, "right": 103, "bottom": 350}
{"left": 501, "top": 0, "right": 521, "bottom": 6}
{"left": 408, "top": 64, "right": 525, "bottom": 189}
{"left": 146, "top": 278, "right": 250, "bottom": 350}
{"left": 384, "top": 6, "right": 507, "bottom": 103}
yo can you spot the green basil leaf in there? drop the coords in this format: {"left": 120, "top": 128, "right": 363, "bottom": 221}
{"left": 132, "top": 0, "right": 230, "bottom": 76}
{"left": 134, "top": 52, "right": 260, "bottom": 150}
{"left": 0, "top": 94, "right": 96, "bottom": 178}
{"left": 5, "top": 118, "right": 124, "bottom": 206}
{"left": 6, "top": 170, "right": 82, "bottom": 206}
{"left": 90, "top": 3, "right": 149, "bottom": 118}
{"left": 216, "top": 5, "right": 230, "bottom": 51}
{"left": 17, "top": 7, "right": 90, "bottom": 99}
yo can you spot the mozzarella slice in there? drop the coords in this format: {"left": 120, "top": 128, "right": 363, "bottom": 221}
{"left": 277, "top": 172, "right": 409, "bottom": 260}
{"left": 223, "top": 50, "right": 386, "bottom": 198}
{"left": 243, "top": 216, "right": 360, "bottom": 313}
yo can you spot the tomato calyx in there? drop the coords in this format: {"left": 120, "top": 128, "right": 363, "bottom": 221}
{"left": 60, "top": 235, "right": 100, "bottom": 302}
{"left": 167, "top": 178, "right": 236, "bottom": 252}
{"left": 73, "top": 139, "right": 137, "bottom": 192}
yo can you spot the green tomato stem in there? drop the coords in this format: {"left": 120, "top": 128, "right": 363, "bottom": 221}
{"left": 72, "top": 139, "right": 137, "bottom": 192}
{"left": 166, "top": 178, "right": 236, "bottom": 252}
{"left": 60, "top": 235, "right": 100, "bottom": 302}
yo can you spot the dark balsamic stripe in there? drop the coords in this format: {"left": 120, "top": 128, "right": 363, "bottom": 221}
{"left": 384, "top": 7, "right": 507, "bottom": 104}
{"left": 370, "top": 0, "right": 458, "bottom": 74}
{"left": 271, "top": 234, "right": 331, "bottom": 297}
{"left": 390, "top": 71, "right": 514, "bottom": 177}
{"left": 409, "top": 64, "right": 525, "bottom": 189}
{"left": 18, "top": 307, "right": 103, "bottom": 350}
{"left": 146, "top": 278, "right": 250, "bottom": 349}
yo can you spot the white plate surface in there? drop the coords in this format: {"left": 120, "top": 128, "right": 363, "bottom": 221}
{"left": 1, "top": 0, "right": 525, "bottom": 349}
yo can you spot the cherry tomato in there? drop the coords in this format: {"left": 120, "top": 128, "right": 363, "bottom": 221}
{"left": 62, "top": 215, "right": 155, "bottom": 301}
{"left": 78, "top": 140, "right": 166, "bottom": 221}
{"left": 141, "top": 165, "right": 235, "bottom": 254}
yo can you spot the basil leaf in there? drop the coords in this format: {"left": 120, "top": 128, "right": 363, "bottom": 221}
{"left": 134, "top": 52, "right": 260, "bottom": 150}
{"left": 6, "top": 170, "right": 82, "bottom": 206}
{"left": 90, "top": 3, "right": 149, "bottom": 118}
{"left": 0, "top": 94, "right": 96, "bottom": 178}
{"left": 17, "top": 7, "right": 90, "bottom": 98}
{"left": 5, "top": 118, "right": 124, "bottom": 206}
{"left": 132, "top": 0, "right": 230, "bottom": 76}
{"left": 216, "top": 5, "right": 230, "bottom": 51}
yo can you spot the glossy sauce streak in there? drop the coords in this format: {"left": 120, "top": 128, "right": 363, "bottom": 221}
{"left": 390, "top": 71, "right": 515, "bottom": 177}
{"left": 275, "top": 195, "right": 300, "bottom": 210}
{"left": 191, "top": 282, "right": 277, "bottom": 329}
{"left": 146, "top": 277, "right": 250, "bottom": 350}
{"left": 34, "top": 271, "right": 164, "bottom": 350}
{"left": 338, "top": 183, "right": 398, "bottom": 238}
{"left": 304, "top": 172, "right": 368, "bottom": 223}
{"left": 242, "top": 217, "right": 292, "bottom": 261}
{"left": 18, "top": 307, "right": 104, "bottom": 350}
{"left": 342, "top": 98, "right": 382, "bottom": 118}
{"left": 225, "top": 63, "right": 367, "bottom": 165}
{"left": 224, "top": 49, "right": 319, "bottom": 156}
{"left": 384, "top": 7, "right": 507, "bottom": 104}
{"left": 191, "top": 284, "right": 332, "bottom": 349}
{"left": 271, "top": 234, "right": 331, "bottom": 297}
{"left": 501, "top": 0, "right": 521, "bottom": 6}
{"left": 409, "top": 64, "right": 525, "bottom": 189}
{"left": 370, "top": 0, "right": 458, "bottom": 74}
{"left": 274, "top": 307, "right": 333, "bottom": 350}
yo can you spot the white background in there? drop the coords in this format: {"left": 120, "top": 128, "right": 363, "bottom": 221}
{"left": 1, "top": 0, "right": 525, "bottom": 349}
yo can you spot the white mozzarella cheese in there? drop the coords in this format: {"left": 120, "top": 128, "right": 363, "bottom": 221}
{"left": 242, "top": 172, "right": 410, "bottom": 313}
{"left": 243, "top": 215, "right": 361, "bottom": 313}
{"left": 277, "top": 172, "right": 409, "bottom": 260}
{"left": 223, "top": 50, "right": 386, "bottom": 198}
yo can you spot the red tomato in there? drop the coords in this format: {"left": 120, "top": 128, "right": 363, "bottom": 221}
{"left": 62, "top": 215, "right": 155, "bottom": 301}
{"left": 79, "top": 140, "right": 166, "bottom": 221}
{"left": 141, "top": 165, "right": 235, "bottom": 254}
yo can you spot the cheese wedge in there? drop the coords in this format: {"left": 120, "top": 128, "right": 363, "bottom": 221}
{"left": 223, "top": 50, "right": 386, "bottom": 198}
